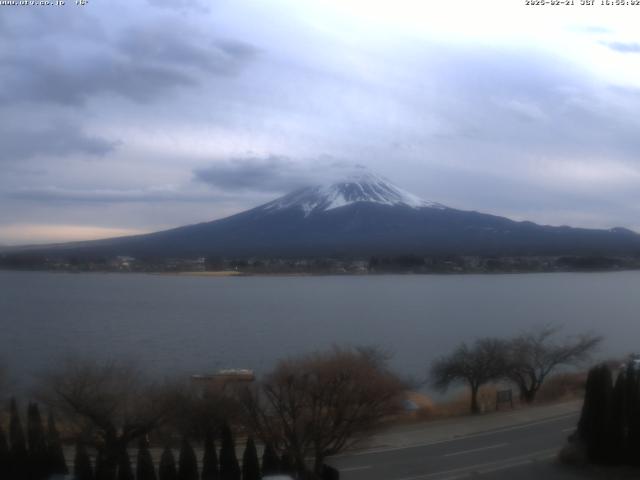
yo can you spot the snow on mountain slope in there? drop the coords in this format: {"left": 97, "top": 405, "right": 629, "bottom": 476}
{"left": 260, "top": 171, "right": 445, "bottom": 217}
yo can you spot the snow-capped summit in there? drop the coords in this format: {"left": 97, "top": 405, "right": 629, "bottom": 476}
{"left": 261, "top": 171, "right": 445, "bottom": 216}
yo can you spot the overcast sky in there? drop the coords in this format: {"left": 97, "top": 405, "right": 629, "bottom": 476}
{"left": 2, "top": 0, "right": 640, "bottom": 244}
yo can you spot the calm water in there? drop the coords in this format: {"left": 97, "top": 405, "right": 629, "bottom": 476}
{"left": 1, "top": 270, "right": 639, "bottom": 388}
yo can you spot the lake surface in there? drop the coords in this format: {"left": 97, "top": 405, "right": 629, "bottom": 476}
{"left": 1, "top": 270, "right": 639, "bottom": 389}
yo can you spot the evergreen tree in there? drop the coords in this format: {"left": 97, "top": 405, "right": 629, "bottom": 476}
{"left": 47, "top": 411, "right": 69, "bottom": 476}
{"left": 611, "top": 370, "right": 629, "bottom": 464}
{"left": 627, "top": 364, "right": 640, "bottom": 465}
{"left": 578, "top": 367, "right": 595, "bottom": 438}
{"left": 74, "top": 443, "right": 94, "bottom": 480}
{"left": 117, "top": 448, "right": 134, "bottom": 480}
{"left": 178, "top": 437, "right": 198, "bottom": 480}
{"left": 0, "top": 423, "right": 10, "bottom": 480}
{"left": 95, "top": 446, "right": 120, "bottom": 480}
{"left": 321, "top": 464, "right": 340, "bottom": 480}
{"left": 201, "top": 430, "right": 219, "bottom": 480}
{"left": 578, "top": 365, "right": 614, "bottom": 464}
{"left": 94, "top": 449, "right": 105, "bottom": 480}
{"left": 261, "top": 443, "right": 279, "bottom": 476}
{"left": 9, "top": 398, "right": 28, "bottom": 480}
{"left": 241, "top": 437, "right": 260, "bottom": 480}
{"left": 598, "top": 366, "right": 615, "bottom": 464}
{"left": 136, "top": 438, "right": 157, "bottom": 480}
{"left": 94, "top": 445, "right": 119, "bottom": 480}
{"left": 159, "top": 447, "right": 178, "bottom": 480}
{"left": 279, "top": 451, "right": 295, "bottom": 477}
{"left": 27, "top": 403, "right": 49, "bottom": 480}
{"left": 218, "top": 425, "right": 240, "bottom": 480}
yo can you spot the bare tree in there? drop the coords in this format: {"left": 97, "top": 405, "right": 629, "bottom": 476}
{"left": 505, "top": 326, "right": 602, "bottom": 403}
{"left": 159, "top": 379, "right": 241, "bottom": 442}
{"left": 240, "top": 346, "right": 405, "bottom": 478}
{"left": 38, "top": 358, "right": 173, "bottom": 480}
{"left": 430, "top": 338, "right": 508, "bottom": 414}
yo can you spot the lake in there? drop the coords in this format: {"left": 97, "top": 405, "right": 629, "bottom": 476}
{"left": 1, "top": 270, "right": 638, "bottom": 390}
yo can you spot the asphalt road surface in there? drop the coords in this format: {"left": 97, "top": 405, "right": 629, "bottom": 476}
{"left": 327, "top": 412, "right": 579, "bottom": 480}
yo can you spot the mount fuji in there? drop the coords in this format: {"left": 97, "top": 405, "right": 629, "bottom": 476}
{"left": 13, "top": 172, "right": 640, "bottom": 258}
{"left": 258, "top": 172, "right": 444, "bottom": 216}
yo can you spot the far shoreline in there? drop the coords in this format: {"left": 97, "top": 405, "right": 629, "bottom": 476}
{"left": 1, "top": 268, "right": 635, "bottom": 277}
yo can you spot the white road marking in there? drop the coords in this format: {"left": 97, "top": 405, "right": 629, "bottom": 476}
{"left": 443, "top": 442, "right": 508, "bottom": 457}
{"left": 394, "top": 448, "right": 557, "bottom": 480}
{"left": 475, "top": 452, "right": 556, "bottom": 475}
{"left": 340, "top": 465, "right": 372, "bottom": 472}
{"left": 379, "top": 404, "right": 581, "bottom": 435}
{"left": 562, "top": 427, "right": 575, "bottom": 433}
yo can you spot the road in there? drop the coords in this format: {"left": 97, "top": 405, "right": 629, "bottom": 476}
{"left": 326, "top": 412, "right": 579, "bottom": 480}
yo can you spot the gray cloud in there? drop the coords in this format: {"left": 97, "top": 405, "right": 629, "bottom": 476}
{"left": 0, "top": 18, "right": 258, "bottom": 107}
{"left": 418, "top": 47, "right": 640, "bottom": 157}
{"left": 193, "top": 156, "right": 315, "bottom": 192}
{"left": 117, "top": 25, "right": 259, "bottom": 77}
{"left": 146, "top": 0, "right": 209, "bottom": 12}
{"left": 0, "top": 53, "right": 196, "bottom": 106}
{"left": 193, "top": 156, "right": 360, "bottom": 193}
{"left": 0, "top": 123, "right": 117, "bottom": 162}
{"left": 6, "top": 186, "right": 221, "bottom": 203}
{"left": 601, "top": 41, "right": 640, "bottom": 53}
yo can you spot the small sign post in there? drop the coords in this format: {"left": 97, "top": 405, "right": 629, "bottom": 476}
{"left": 496, "top": 389, "right": 514, "bottom": 410}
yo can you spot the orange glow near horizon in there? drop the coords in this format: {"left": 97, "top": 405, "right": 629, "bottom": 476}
{"left": 0, "top": 224, "right": 148, "bottom": 246}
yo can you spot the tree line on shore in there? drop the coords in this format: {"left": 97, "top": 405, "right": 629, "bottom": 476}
{"left": 429, "top": 326, "right": 601, "bottom": 414}
{"left": 3, "top": 252, "right": 638, "bottom": 275}
{"left": 0, "top": 347, "right": 400, "bottom": 480}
